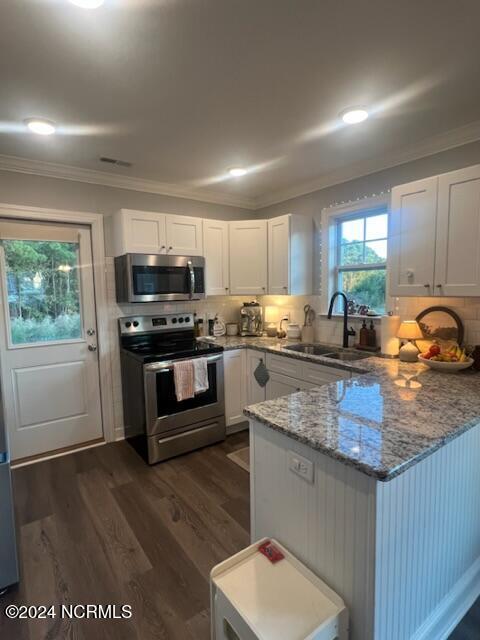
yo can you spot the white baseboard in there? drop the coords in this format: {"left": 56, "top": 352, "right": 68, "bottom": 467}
{"left": 412, "top": 556, "right": 480, "bottom": 640}
{"left": 226, "top": 420, "right": 249, "bottom": 436}
{"left": 114, "top": 426, "right": 125, "bottom": 441}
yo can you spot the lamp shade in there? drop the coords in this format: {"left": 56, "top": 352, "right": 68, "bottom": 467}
{"left": 264, "top": 306, "right": 279, "bottom": 323}
{"left": 397, "top": 320, "right": 423, "bottom": 340}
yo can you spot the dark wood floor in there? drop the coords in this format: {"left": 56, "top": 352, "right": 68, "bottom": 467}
{"left": 1, "top": 432, "right": 478, "bottom": 639}
{"left": 1, "top": 432, "right": 250, "bottom": 640}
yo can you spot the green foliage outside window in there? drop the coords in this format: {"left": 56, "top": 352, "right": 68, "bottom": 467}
{"left": 3, "top": 240, "right": 82, "bottom": 344}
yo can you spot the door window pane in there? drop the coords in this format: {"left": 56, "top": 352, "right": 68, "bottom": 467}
{"left": 3, "top": 240, "right": 82, "bottom": 345}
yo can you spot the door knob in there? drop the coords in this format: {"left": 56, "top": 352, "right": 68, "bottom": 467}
{"left": 86, "top": 328, "right": 96, "bottom": 336}
{"left": 88, "top": 344, "right": 97, "bottom": 352}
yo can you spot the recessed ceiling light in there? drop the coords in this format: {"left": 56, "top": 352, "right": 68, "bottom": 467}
{"left": 229, "top": 167, "right": 247, "bottom": 177}
{"left": 24, "top": 118, "right": 56, "bottom": 136}
{"left": 341, "top": 108, "right": 369, "bottom": 125}
{"left": 68, "top": 0, "right": 105, "bottom": 8}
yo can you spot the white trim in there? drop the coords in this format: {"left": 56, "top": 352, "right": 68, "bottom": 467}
{"left": 0, "top": 154, "right": 257, "bottom": 211}
{"left": 0, "top": 202, "right": 116, "bottom": 444}
{"left": 320, "top": 195, "right": 389, "bottom": 312}
{"left": 1, "top": 120, "right": 480, "bottom": 213}
{"left": 411, "top": 556, "right": 480, "bottom": 640}
{"left": 256, "top": 119, "right": 480, "bottom": 209}
{"left": 11, "top": 439, "right": 106, "bottom": 469}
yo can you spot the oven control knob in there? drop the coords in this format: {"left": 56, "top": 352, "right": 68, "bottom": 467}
{"left": 133, "top": 321, "right": 139, "bottom": 328}
{"left": 125, "top": 321, "right": 131, "bottom": 328}
{"left": 185, "top": 316, "right": 190, "bottom": 322}
{"left": 178, "top": 317, "right": 184, "bottom": 323}
{"left": 171, "top": 318, "right": 177, "bottom": 324}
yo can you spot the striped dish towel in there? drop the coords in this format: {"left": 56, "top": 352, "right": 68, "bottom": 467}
{"left": 173, "top": 360, "right": 195, "bottom": 401}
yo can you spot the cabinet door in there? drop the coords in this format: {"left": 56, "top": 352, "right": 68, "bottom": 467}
{"left": 229, "top": 220, "right": 267, "bottom": 295}
{"left": 203, "top": 219, "right": 230, "bottom": 295}
{"left": 120, "top": 210, "right": 167, "bottom": 255}
{"left": 165, "top": 215, "right": 203, "bottom": 256}
{"left": 223, "top": 350, "right": 247, "bottom": 429}
{"left": 268, "top": 215, "right": 290, "bottom": 295}
{"left": 389, "top": 177, "right": 438, "bottom": 296}
{"left": 246, "top": 350, "right": 266, "bottom": 405}
{"left": 435, "top": 165, "right": 480, "bottom": 296}
{"left": 266, "top": 372, "right": 302, "bottom": 401}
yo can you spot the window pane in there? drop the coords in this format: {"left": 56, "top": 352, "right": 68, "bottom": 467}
{"left": 366, "top": 214, "right": 388, "bottom": 240}
{"left": 340, "top": 218, "right": 364, "bottom": 243}
{"left": 339, "top": 268, "right": 386, "bottom": 314}
{"left": 3, "top": 240, "right": 82, "bottom": 345}
{"left": 340, "top": 242, "right": 365, "bottom": 265}
{"left": 365, "top": 240, "right": 387, "bottom": 263}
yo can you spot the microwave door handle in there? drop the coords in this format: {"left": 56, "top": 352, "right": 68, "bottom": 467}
{"left": 187, "top": 260, "right": 195, "bottom": 299}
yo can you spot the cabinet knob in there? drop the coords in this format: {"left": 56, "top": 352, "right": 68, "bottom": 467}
{"left": 225, "top": 287, "right": 229, "bottom": 291}
{"left": 168, "top": 246, "right": 173, "bottom": 251}
{"left": 262, "top": 287, "right": 266, "bottom": 291}
{"left": 423, "top": 284, "right": 430, "bottom": 288}
{"left": 160, "top": 245, "right": 166, "bottom": 250}
{"left": 435, "top": 284, "right": 442, "bottom": 288}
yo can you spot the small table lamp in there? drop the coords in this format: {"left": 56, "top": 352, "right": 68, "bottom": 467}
{"left": 397, "top": 320, "right": 423, "bottom": 362}
{"left": 264, "top": 306, "right": 279, "bottom": 337}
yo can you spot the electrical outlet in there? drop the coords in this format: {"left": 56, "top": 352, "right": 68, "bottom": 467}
{"left": 288, "top": 450, "right": 314, "bottom": 483}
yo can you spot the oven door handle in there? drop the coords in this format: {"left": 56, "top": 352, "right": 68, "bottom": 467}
{"left": 144, "top": 353, "right": 222, "bottom": 372}
{"left": 187, "top": 260, "right": 195, "bottom": 299}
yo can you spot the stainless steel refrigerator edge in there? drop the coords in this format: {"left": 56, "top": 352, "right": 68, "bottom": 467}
{"left": 0, "top": 387, "right": 19, "bottom": 592}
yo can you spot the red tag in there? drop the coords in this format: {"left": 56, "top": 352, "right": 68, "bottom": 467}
{"left": 258, "top": 540, "right": 284, "bottom": 564}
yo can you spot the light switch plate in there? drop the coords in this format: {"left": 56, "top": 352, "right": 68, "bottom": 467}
{"left": 288, "top": 450, "right": 314, "bottom": 483}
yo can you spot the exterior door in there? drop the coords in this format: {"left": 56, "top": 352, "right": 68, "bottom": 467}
{"left": 0, "top": 220, "right": 103, "bottom": 461}
{"left": 435, "top": 165, "right": 480, "bottom": 296}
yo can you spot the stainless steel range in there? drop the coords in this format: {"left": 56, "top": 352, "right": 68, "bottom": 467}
{"left": 119, "top": 314, "right": 225, "bottom": 464}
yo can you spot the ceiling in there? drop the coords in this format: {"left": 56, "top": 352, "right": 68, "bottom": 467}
{"left": 1, "top": 0, "right": 480, "bottom": 209}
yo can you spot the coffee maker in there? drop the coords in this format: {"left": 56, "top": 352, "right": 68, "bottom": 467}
{"left": 240, "top": 302, "right": 263, "bottom": 336}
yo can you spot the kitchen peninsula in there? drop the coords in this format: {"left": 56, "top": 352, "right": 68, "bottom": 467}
{"left": 243, "top": 352, "right": 480, "bottom": 640}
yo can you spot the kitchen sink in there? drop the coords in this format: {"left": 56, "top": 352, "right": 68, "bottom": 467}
{"left": 322, "top": 351, "right": 371, "bottom": 362}
{"left": 284, "top": 343, "right": 372, "bottom": 362}
{"left": 284, "top": 343, "right": 338, "bottom": 356}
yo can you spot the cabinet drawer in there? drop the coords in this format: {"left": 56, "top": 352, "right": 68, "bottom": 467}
{"left": 301, "top": 362, "right": 350, "bottom": 386}
{"left": 265, "top": 353, "right": 303, "bottom": 379}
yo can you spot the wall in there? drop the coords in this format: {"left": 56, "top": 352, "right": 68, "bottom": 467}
{"left": 257, "top": 141, "right": 480, "bottom": 348}
{"left": 0, "top": 169, "right": 251, "bottom": 220}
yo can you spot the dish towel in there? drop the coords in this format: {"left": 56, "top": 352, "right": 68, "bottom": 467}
{"left": 193, "top": 357, "right": 209, "bottom": 394}
{"left": 173, "top": 360, "right": 195, "bottom": 401}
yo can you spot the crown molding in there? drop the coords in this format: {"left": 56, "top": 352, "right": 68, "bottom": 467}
{"left": 1, "top": 119, "right": 480, "bottom": 213}
{"left": 0, "top": 154, "right": 257, "bottom": 211}
{"left": 254, "top": 119, "right": 480, "bottom": 209}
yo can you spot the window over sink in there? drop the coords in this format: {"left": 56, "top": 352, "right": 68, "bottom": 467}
{"left": 329, "top": 204, "right": 388, "bottom": 314}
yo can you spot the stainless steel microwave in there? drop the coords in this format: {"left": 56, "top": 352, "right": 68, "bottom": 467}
{"left": 114, "top": 254, "right": 206, "bottom": 303}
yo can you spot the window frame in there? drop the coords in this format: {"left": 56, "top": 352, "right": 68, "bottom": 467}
{"left": 320, "top": 196, "right": 390, "bottom": 315}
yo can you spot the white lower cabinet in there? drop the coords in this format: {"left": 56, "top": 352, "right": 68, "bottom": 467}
{"left": 223, "top": 350, "right": 247, "bottom": 432}
{"left": 246, "top": 350, "right": 266, "bottom": 405}
{"left": 266, "top": 372, "right": 313, "bottom": 401}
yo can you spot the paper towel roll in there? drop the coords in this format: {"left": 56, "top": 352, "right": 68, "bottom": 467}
{"left": 381, "top": 315, "right": 401, "bottom": 356}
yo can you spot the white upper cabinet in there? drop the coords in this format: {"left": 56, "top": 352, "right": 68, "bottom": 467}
{"left": 434, "top": 165, "right": 480, "bottom": 296}
{"left": 389, "top": 164, "right": 480, "bottom": 297}
{"left": 267, "top": 214, "right": 313, "bottom": 295}
{"left": 203, "top": 219, "right": 230, "bottom": 295}
{"left": 165, "top": 214, "right": 203, "bottom": 256}
{"left": 111, "top": 210, "right": 202, "bottom": 256}
{"left": 113, "top": 209, "right": 167, "bottom": 256}
{"left": 229, "top": 220, "right": 268, "bottom": 295}
{"left": 389, "top": 177, "right": 438, "bottom": 296}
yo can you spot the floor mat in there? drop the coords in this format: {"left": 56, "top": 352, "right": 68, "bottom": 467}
{"left": 227, "top": 446, "right": 250, "bottom": 472}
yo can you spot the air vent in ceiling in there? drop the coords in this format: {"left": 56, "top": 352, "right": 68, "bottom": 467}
{"left": 99, "top": 156, "right": 132, "bottom": 168}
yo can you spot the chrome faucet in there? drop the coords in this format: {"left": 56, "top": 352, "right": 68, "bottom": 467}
{"left": 327, "top": 291, "right": 356, "bottom": 348}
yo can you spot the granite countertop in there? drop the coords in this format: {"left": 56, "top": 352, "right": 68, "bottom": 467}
{"left": 202, "top": 335, "right": 480, "bottom": 482}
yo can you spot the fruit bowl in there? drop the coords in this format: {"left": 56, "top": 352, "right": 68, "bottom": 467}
{"left": 418, "top": 355, "right": 474, "bottom": 372}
